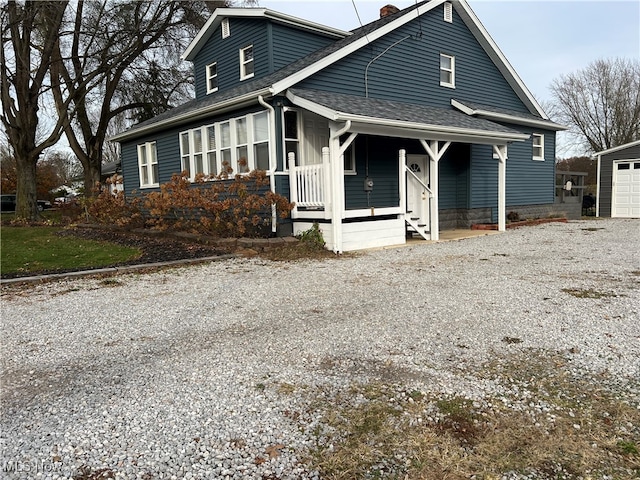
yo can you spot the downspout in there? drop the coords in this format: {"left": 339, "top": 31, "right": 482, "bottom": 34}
{"left": 258, "top": 95, "right": 278, "bottom": 234}
{"left": 329, "top": 120, "right": 352, "bottom": 253}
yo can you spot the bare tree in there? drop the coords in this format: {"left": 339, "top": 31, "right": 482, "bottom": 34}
{"left": 51, "top": 0, "right": 250, "bottom": 196}
{"left": 0, "top": 1, "right": 67, "bottom": 219}
{"left": 550, "top": 58, "right": 640, "bottom": 154}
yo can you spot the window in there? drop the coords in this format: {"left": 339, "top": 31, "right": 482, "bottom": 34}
{"left": 532, "top": 133, "right": 544, "bottom": 160}
{"left": 138, "top": 142, "right": 158, "bottom": 188}
{"left": 206, "top": 126, "right": 217, "bottom": 176}
{"left": 240, "top": 45, "right": 254, "bottom": 80}
{"left": 440, "top": 54, "right": 455, "bottom": 88}
{"left": 235, "top": 117, "right": 249, "bottom": 173}
{"left": 340, "top": 135, "right": 356, "bottom": 174}
{"left": 283, "top": 109, "right": 299, "bottom": 168}
{"left": 206, "top": 62, "right": 218, "bottom": 94}
{"left": 253, "top": 111, "right": 270, "bottom": 171}
{"left": 221, "top": 18, "right": 230, "bottom": 39}
{"left": 444, "top": 2, "right": 453, "bottom": 22}
{"left": 179, "top": 111, "right": 271, "bottom": 181}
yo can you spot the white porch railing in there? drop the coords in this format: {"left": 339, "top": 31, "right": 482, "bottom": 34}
{"left": 288, "top": 150, "right": 331, "bottom": 218}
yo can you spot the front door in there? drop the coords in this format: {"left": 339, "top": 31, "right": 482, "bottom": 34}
{"left": 407, "top": 154, "right": 430, "bottom": 227}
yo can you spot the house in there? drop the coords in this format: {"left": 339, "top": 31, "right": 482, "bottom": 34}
{"left": 594, "top": 140, "right": 640, "bottom": 218}
{"left": 111, "top": 0, "right": 566, "bottom": 252}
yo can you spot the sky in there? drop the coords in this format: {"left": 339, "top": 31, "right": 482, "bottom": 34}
{"left": 259, "top": 0, "right": 640, "bottom": 155}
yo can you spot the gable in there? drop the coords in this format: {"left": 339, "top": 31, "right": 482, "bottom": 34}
{"left": 297, "top": 5, "right": 531, "bottom": 114}
{"left": 192, "top": 18, "right": 339, "bottom": 99}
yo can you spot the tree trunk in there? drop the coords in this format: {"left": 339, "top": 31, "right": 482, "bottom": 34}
{"left": 15, "top": 154, "right": 40, "bottom": 220}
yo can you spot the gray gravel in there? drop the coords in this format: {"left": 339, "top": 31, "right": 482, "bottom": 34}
{"left": 1, "top": 218, "right": 639, "bottom": 479}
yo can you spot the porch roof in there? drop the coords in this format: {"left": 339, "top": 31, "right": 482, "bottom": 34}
{"left": 286, "top": 89, "right": 530, "bottom": 145}
{"left": 451, "top": 99, "right": 567, "bottom": 131}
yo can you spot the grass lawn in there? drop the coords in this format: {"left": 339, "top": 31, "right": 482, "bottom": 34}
{"left": 1, "top": 226, "right": 141, "bottom": 276}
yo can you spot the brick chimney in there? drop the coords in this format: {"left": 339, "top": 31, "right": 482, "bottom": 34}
{"left": 380, "top": 4, "right": 400, "bottom": 18}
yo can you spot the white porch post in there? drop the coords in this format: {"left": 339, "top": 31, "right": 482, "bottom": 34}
{"left": 399, "top": 149, "right": 406, "bottom": 216}
{"left": 322, "top": 147, "right": 332, "bottom": 220}
{"left": 419, "top": 140, "right": 451, "bottom": 242}
{"left": 493, "top": 145, "right": 507, "bottom": 232}
{"left": 288, "top": 152, "right": 298, "bottom": 219}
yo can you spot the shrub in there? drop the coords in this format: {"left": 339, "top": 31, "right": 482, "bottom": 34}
{"left": 88, "top": 171, "right": 294, "bottom": 238}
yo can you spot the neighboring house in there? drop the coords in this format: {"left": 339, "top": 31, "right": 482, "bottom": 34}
{"left": 101, "top": 160, "right": 124, "bottom": 194}
{"left": 111, "top": 0, "right": 566, "bottom": 252}
{"left": 594, "top": 140, "right": 640, "bottom": 218}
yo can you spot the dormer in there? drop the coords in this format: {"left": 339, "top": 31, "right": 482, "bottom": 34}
{"left": 183, "top": 8, "right": 350, "bottom": 99}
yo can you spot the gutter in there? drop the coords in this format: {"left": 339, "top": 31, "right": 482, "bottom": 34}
{"left": 109, "top": 88, "right": 273, "bottom": 143}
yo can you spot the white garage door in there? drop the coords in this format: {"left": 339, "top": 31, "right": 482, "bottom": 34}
{"left": 612, "top": 160, "right": 640, "bottom": 218}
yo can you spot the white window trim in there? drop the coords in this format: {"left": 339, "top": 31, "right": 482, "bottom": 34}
{"left": 179, "top": 111, "right": 271, "bottom": 182}
{"left": 532, "top": 133, "right": 545, "bottom": 161}
{"left": 221, "top": 18, "right": 230, "bottom": 39}
{"left": 444, "top": 2, "right": 453, "bottom": 22}
{"left": 240, "top": 45, "right": 254, "bottom": 81}
{"left": 440, "top": 53, "right": 455, "bottom": 88}
{"left": 137, "top": 142, "right": 158, "bottom": 188}
{"left": 206, "top": 62, "right": 218, "bottom": 94}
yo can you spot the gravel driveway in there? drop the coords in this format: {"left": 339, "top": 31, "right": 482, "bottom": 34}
{"left": 1, "top": 218, "right": 639, "bottom": 479}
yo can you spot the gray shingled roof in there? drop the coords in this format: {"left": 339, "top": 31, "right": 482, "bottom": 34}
{"left": 289, "top": 88, "right": 524, "bottom": 136}
{"left": 114, "top": 2, "right": 430, "bottom": 138}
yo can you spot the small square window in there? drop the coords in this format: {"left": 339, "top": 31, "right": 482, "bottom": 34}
{"left": 440, "top": 54, "right": 455, "bottom": 88}
{"left": 206, "top": 62, "right": 218, "bottom": 94}
{"left": 240, "top": 45, "right": 254, "bottom": 80}
{"left": 532, "top": 134, "right": 544, "bottom": 160}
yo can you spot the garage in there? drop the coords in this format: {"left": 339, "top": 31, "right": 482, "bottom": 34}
{"left": 595, "top": 140, "right": 640, "bottom": 218}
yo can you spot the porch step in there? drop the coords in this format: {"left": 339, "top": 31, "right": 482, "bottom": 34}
{"left": 405, "top": 216, "right": 431, "bottom": 241}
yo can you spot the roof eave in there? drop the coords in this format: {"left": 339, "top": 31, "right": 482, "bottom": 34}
{"left": 286, "top": 90, "right": 529, "bottom": 145}
{"left": 451, "top": 99, "right": 568, "bottom": 131}
{"left": 182, "top": 8, "right": 350, "bottom": 62}
{"left": 109, "top": 88, "right": 273, "bottom": 143}
{"left": 593, "top": 139, "right": 640, "bottom": 156}
{"left": 272, "top": 0, "right": 446, "bottom": 95}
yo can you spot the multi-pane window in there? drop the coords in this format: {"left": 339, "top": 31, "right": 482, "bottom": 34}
{"left": 206, "top": 126, "right": 217, "bottom": 176}
{"left": 532, "top": 133, "right": 545, "bottom": 160}
{"left": 235, "top": 117, "right": 249, "bottom": 173}
{"left": 240, "top": 45, "right": 254, "bottom": 80}
{"left": 253, "top": 111, "right": 270, "bottom": 171}
{"left": 440, "top": 53, "right": 455, "bottom": 88}
{"left": 206, "top": 62, "right": 218, "bottom": 94}
{"left": 138, "top": 142, "right": 158, "bottom": 188}
{"left": 179, "top": 111, "right": 271, "bottom": 181}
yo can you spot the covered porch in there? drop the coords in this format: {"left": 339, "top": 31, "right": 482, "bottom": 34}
{"left": 284, "top": 89, "right": 529, "bottom": 253}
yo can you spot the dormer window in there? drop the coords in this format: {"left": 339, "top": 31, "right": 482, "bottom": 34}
{"left": 444, "top": 2, "right": 453, "bottom": 22}
{"left": 206, "top": 62, "right": 218, "bottom": 94}
{"left": 240, "top": 45, "right": 254, "bottom": 80}
{"left": 440, "top": 53, "right": 455, "bottom": 88}
{"left": 221, "top": 18, "right": 230, "bottom": 38}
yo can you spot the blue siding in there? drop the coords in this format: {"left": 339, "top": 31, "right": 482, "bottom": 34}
{"left": 193, "top": 19, "right": 339, "bottom": 99}
{"left": 298, "top": 7, "right": 529, "bottom": 113}
{"left": 439, "top": 144, "right": 470, "bottom": 209}
{"left": 121, "top": 106, "right": 266, "bottom": 196}
{"left": 271, "top": 23, "right": 335, "bottom": 71}
{"left": 193, "top": 19, "right": 269, "bottom": 98}
{"left": 470, "top": 128, "right": 557, "bottom": 210}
